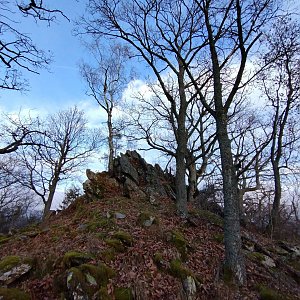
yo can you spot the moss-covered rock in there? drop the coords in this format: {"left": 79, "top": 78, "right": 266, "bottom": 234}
{"left": 248, "top": 251, "right": 265, "bottom": 262}
{"left": 137, "top": 212, "right": 158, "bottom": 227}
{"left": 247, "top": 252, "right": 276, "bottom": 268}
{"left": 114, "top": 287, "right": 134, "bottom": 300}
{"left": 0, "top": 256, "right": 21, "bottom": 273}
{"left": 169, "top": 259, "right": 193, "bottom": 280}
{"left": 153, "top": 252, "right": 164, "bottom": 269}
{"left": 98, "top": 286, "right": 111, "bottom": 299}
{"left": 112, "top": 231, "right": 133, "bottom": 246}
{"left": 85, "top": 217, "right": 115, "bottom": 232}
{"left": 62, "top": 251, "right": 94, "bottom": 269}
{"left": 66, "top": 263, "right": 115, "bottom": 299}
{"left": 169, "top": 230, "right": 188, "bottom": 261}
{"left": 105, "top": 239, "right": 126, "bottom": 252}
{"left": 100, "top": 249, "right": 116, "bottom": 262}
{"left": 0, "top": 256, "right": 33, "bottom": 286}
{"left": 0, "top": 288, "right": 30, "bottom": 300}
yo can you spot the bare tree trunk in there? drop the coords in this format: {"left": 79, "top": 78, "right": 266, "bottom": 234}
{"left": 175, "top": 58, "right": 188, "bottom": 217}
{"left": 43, "top": 176, "right": 59, "bottom": 219}
{"left": 269, "top": 159, "right": 281, "bottom": 231}
{"left": 187, "top": 160, "right": 197, "bottom": 203}
{"left": 107, "top": 108, "right": 114, "bottom": 174}
{"left": 237, "top": 188, "right": 245, "bottom": 223}
{"left": 216, "top": 113, "right": 246, "bottom": 285}
{"left": 176, "top": 105, "right": 188, "bottom": 217}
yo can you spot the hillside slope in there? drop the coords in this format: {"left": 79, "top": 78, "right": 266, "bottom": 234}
{"left": 0, "top": 152, "right": 299, "bottom": 299}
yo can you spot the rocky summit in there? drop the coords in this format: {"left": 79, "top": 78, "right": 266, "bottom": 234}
{"left": 0, "top": 151, "right": 299, "bottom": 299}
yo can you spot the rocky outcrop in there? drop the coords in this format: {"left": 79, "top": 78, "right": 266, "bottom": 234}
{"left": 83, "top": 170, "right": 121, "bottom": 201}
{"left": 112, "top": 150, "right": 175, "bottom": 201}
{"left": 82, "top": 150, "right": 175, "bottom": 204}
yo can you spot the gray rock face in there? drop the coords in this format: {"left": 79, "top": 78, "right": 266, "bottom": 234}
{"left": 182, "top": 276, "right": 197, "bottom": 300}
{"left": 83, "top": 169, "right": 104, "bottom": 201}
{"left": 112, "top": 150, "right": 175, "bottom": 200}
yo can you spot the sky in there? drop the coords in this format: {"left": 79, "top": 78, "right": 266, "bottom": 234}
{"left": 0, "top": 0, "right": 99, "bottom": 118}
{"left": 0, "top": 1, "right": 112, "bottom": 208}
{"left": 0, "top": 1, "right": 165, "bottom": 208}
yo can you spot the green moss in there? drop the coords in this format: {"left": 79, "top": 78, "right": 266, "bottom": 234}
{"left": 137, "top": 212, "right": 158, "bottom": 227}
{"left": 51, "top": 235, "right": 60, "bottom": 242}
{"left": 62, "top": 251, "right": 94, "bottom": 269}
{"left": 112, "top": 231, "right": 133, "bottom": 246}
{"left": 85, "top": 217, "right": 115, "bottom": 232}
{"left": 153, "top": 252, "right": 163, "bottom": 267}
{"left": 98, "top": 287, "right": 111, "bottom": 299}
{"left": 0, "top": 256, "right": 21, "bottom": 273}
{"left": 67, "top": 263, "right": 115, "bottom": 298}
{"left": 0, "top": 288, "right": 30, "bottom": 300}
{"left": 100, "top": 249, "right": 116, "bottom": 263}
{"left": 79, "top": 263, "right": 115, "bottom": 286}
{"left": 114, "top": 287, "right": 133, "bottom": 300}
{"left": 0, "top": 235, "right": 11, "bottom": 245}
{"left": 247, "top": 252, "right": 265, "bottom": 262}
{"left": 213, "top": 233, "right": 224, "bottom": 243}
{"left": 105, "top": 239, "right": 126, "bottom": 252}
{"left": 94, "top": 232, "right": 107, "bottom": 240}
{"left": 257, "top": 285, "right": 283, "bottom": 300}
{"left": 170, "top": 230, "right": 188, "bottom": 261}
{"left": 169, "top": 259, "right": 193, "bottom": 280}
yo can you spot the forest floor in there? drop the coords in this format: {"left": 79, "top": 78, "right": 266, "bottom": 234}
{"left": 0, "top": 176, "right": 300, "bottom": 299}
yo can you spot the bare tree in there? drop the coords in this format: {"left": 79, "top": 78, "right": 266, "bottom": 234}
{"left": 227, "top": 104, "right": 271, "bottom": 222}
{"left": 0, "top": 112, "right": 43, "bottom": 154}
{"left": 80, "top": 0, "right": 282, "bottom": 284}
{"left": 80, "top": 42, "right": 130, "bottom": 173}
{"left": 3, "top": 107, "right": 100, "bottom": 218}
{"left": 260, "top": 19, "right": 300, "bottom": 233}
{"left": 0, "top": 155, "right": 40, "bottom": 232}
{"left": 79, "top": 0, "right": 208, "bottom": 217}
{"left": 0, "top": 0, "right": 67, "bottom": 91}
